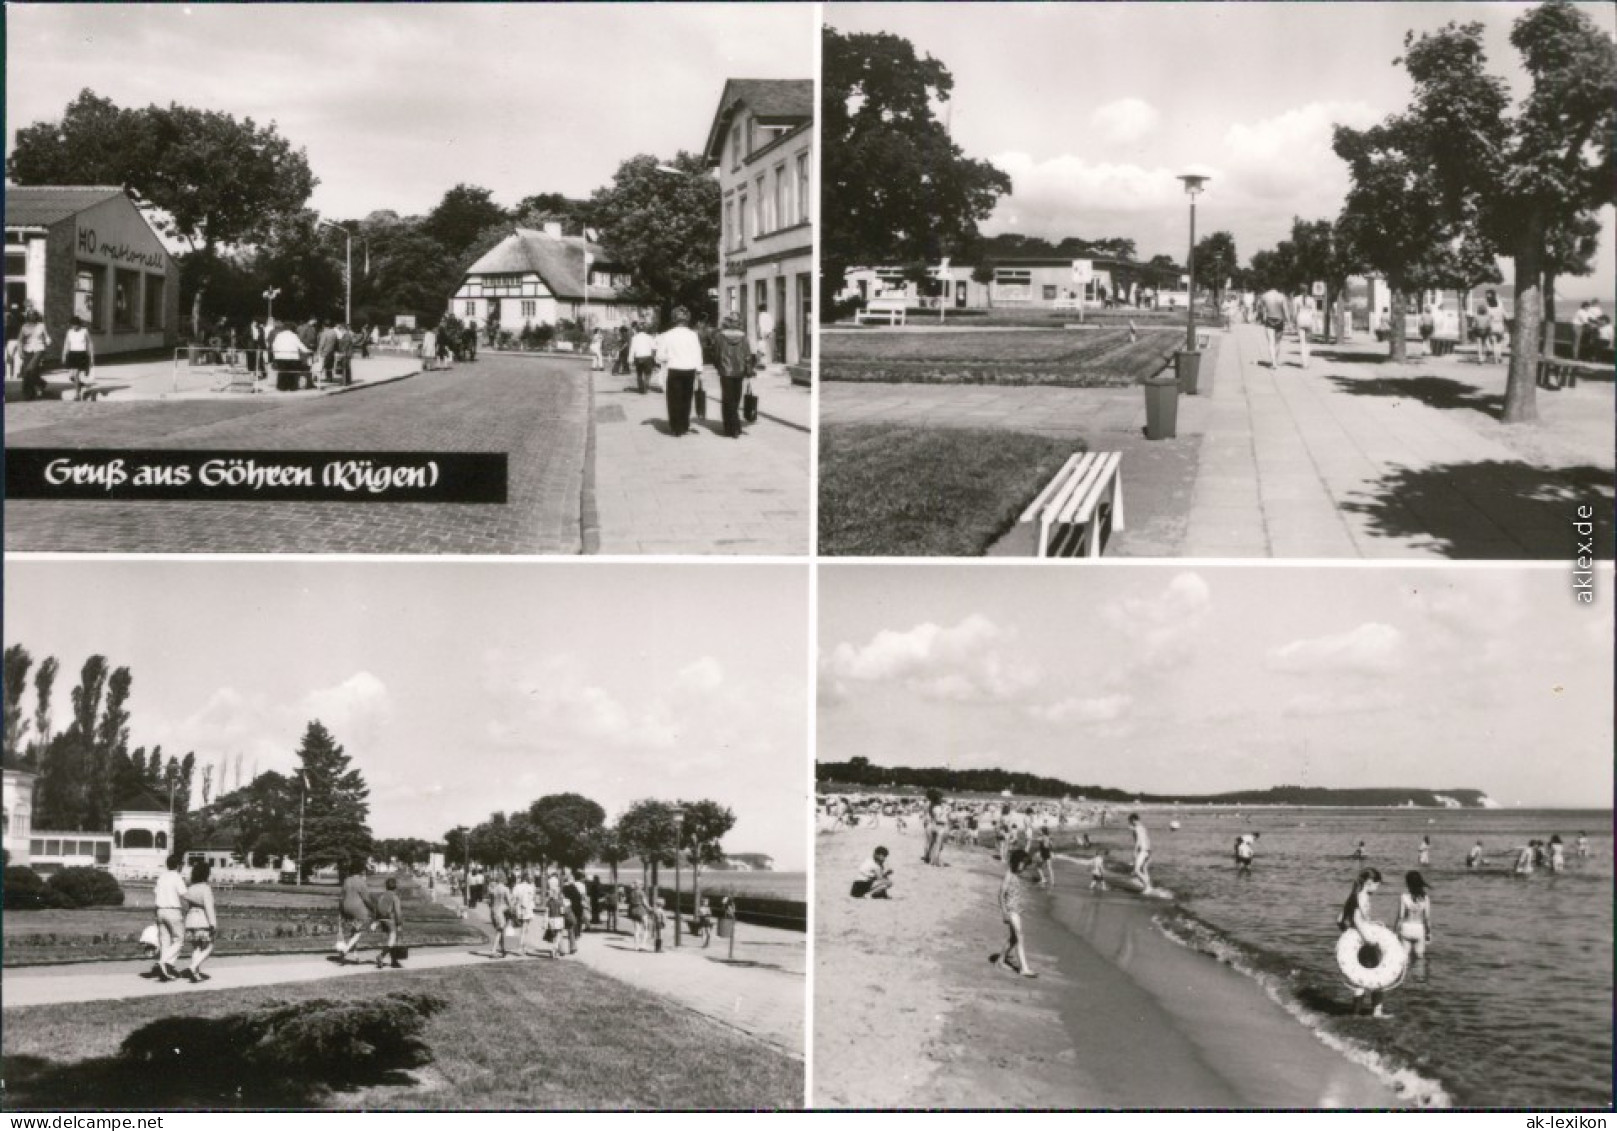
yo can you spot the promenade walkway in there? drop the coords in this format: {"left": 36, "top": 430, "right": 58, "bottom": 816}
{"left": 819, "top": 324, "right": 1613, "bottom": 558}
{"left": 588, "top": 362, "right": 812, "bottom": 554}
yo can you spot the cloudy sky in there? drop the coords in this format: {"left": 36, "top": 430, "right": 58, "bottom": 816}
{"left": 820, "top": 565, "right": 1613, "bottom": 809}
{"left": 5, "top": 561, "right": 810, "bottom": 869}
{"left": 5, "top": 3, "right": 814, "bottom": 219}
{"left": 828, "top": 1, "right": 1616, "bottom": 297}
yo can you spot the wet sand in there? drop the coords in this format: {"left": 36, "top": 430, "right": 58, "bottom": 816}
{"left": 814, "top": 825, "right": 1406, "bottom": 1108}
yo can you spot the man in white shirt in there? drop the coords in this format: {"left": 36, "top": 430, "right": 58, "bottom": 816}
{"left": 657, "top": 306, "right": 705, "bottom": 437}
{"left": 153, "top": 854, "right": 189, "bottom": 981}
{"left": 851, "top": 846, "right": 893, "bottom": 899}
{"left": 269, "top": 321, "right": 311, "bottom": 392}
{"left": 629, "top": 321, "right": 657, "bottom": 395}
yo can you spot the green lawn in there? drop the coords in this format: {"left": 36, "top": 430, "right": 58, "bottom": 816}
{"left": 819, "top": 423, "right": 1082, "bottom": 556}
{"left": 821, "top": 327, "right": 1180, "bottom": 387}
{"left": 1, "top": 961, "right": 802, "bottom": 1110}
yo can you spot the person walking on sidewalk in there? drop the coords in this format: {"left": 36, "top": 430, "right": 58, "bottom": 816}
{"left": 1293, "top": 289, "right": 1317, "bottom": 369}
{"left": 629, "top": 321, "right": 656, "bottom": 394}
{"left": 1258, "top": 287, "right": 1289, "bottom": 369}
{"left": 17, "top": 311, "right": 52, "bottom": 400}
{"left": 372, "top": 877, "right": 405, "bottom": 968}
{"left": 182, "top": 860, "right": 219, "bottom": 983}
{"left": 713, "top": 313, "right": 755, "bottom": 439}
{"left": 658, "top": 306, "right": 703, "bottom": 438}
{"left": 152, "top": 855, "right": 189, "bottom": 982}
{"left": 334, "top": 860, "right": 376, "bottom": 963}
{"left": 61, "top": 316, "right": 96, "bottom": 400}
{"left": 756, "top": 307, "right": 775, "bottom": 370}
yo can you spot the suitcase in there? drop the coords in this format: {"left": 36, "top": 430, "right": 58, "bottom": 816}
{"left": 743, "top": 392, "right": 758, "bottom": 423}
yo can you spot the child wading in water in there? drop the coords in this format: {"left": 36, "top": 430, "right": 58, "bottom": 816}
{"left": 994, "top": 847, "right": 1038, "bottom": 978}
{"left": 1089, "top": 848, "right": 1108, "bottom": 891}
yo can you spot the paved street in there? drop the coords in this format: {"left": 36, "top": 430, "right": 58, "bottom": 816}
{"left": 820, "top": 325, "right": 1613, "bottom": 559}
{"left": 588, "top": 363, "right": 812, "bottom": 554}
{"left": 5, "top": 354, "right": 592, "bottom": 554}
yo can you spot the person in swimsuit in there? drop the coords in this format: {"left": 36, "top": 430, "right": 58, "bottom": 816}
{"left": 1257, "top": 287, "right": 1290, "bottom": 369}
{"left": 1548, "top": 835, "right": 1566, "bottom": 873}
{"left": 1466, "top": 841, "right": 1485, "bottom": 869}
{"left": 1418, "top": 836, "right": 1431, "bottom": 866}
{"left": 1128, "top": 813, "right": 1153, "bottom": 893}
{"left": 1036, "top": 830, "right": 1055, "bottom": 887}
{"left": 1339, "top": 868, "right": 1391, "bottom": 1018}
{"left": 1089, "top": 849, "right": 1108, "bottom": 891}
{"left": 1235, "top": 833, "right": 1256, "bottom": 874}
{"left": 994, "top": 847, "right": 1037, "bottom": 978}
{"left": 1395, "top": 871, "right": 1432, "bottom": 960}
{"left": 486, "top": 871, "right": 513, "bottom": 957}
{"left": 1576, "top": 832, "right": 1589, "bottom": 859}
{"left": 1352, "top": 841, "right": 1367, "bottom": 862}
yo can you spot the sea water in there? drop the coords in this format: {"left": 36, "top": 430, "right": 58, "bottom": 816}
{"left": 1098, "top": 808, "right": 1611, "bottom": 1108}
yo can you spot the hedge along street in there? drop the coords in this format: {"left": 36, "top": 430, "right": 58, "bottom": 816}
{"left": 3, "top": 353, "right": 591, "bottom": 554}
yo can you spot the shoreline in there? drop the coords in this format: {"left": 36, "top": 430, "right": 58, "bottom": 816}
{"left": 814, "top": 825, "right": 1413, "bottom": 1108}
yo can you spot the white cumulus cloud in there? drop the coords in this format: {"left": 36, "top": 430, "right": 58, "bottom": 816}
{"left": 1269, "top": 622, "right": 1405, "bottom": 675}
{"left": 821, "top": 614, "right": 1040, "bottom": 703}
{"left": 1029, "top": 693, "right": 1133, "bottom": 725}
{"left": 1102, "top": 571, "right": 1212, "bottom": 669}
{"left": 1091, "top": 97, "right": 1160, "bottom": 144}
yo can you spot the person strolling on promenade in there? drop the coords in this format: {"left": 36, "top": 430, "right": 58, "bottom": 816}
{"left": 629, "top": 321, "right": 656, "bottom": 394}
{"left": 17, "top": 311, "right": 52, "bottom": 401}
{"left": 372, "top": 876, "right": 405, "bottom": 969}
{"left": 589, "top": 328, "right": 605, "bottom": 371}
{"left": 334, "top": 859, "right": 376, "bottom": 964}
{"left": 511, "top": 871, "right": 538, "bottom": 956}
{"left": 270, "top": 320, "right": 312, "bottom": 392}
{"left": 627, "top": 880, "right": 650, "bottom": 951}
{"left": 658, "top": 307, "right": 703, "bottom": 437}
{"left": 1257, "top": 286, "right": 1289, "bottom": 369}
{"left": 1128, "top": 813, "right": 1154, "bottom": 894}
{"left": 851, "top": 846, "right": 894, "bottom": 899}
{"left": 315, "top": 320, "right": 339, "bottom": 385}
{"left": 152, "top": 854, "right": 189, "bottom": 982}
{"left": 487, "top": 871, "right": 513, "bottom": 957}
{"left": 1293, "top": 288, "right": 1316, "bottom": 368}
{"left": 61, "top": 316, "right": 95, "bottom": 400}
{"left": 713, "top": 313, "right": 756, "bottom": 439}
{"left": 181, "top": 860, "right": 218, "bottom": 983}
{"left": 994, "top": 847, "right": 1038, "bottom": 978}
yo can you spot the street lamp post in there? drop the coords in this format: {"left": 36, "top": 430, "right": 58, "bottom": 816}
{"left": 673, "top": 808, "right": 686, "bottom": 948}
{"left": 296, "top": 770, "right": 307, "bottom": 887}
{"left": 1177, "top": 174, "right": 1209, "bottom": 353}
{"left": 264, "top": 287, "right": 281, "bottom": 325}
{"left": 317, "top": 220, "right": 353, "bottom": 326}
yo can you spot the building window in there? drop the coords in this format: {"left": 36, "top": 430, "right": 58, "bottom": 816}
{"left": 124, "top": 828, "right": 153, "bottom": 849}
{"left": 994, "top": 268, "right": 1033, "bottom": 302}
{"left": 30, "top": 839, "right": 43, "bottom": 856}
{"left": 74, "top": 264, "right": 103, "bottom": 328}
{"left": 155, "top": 830, "right": 168, "bottom": 850}
{"left": 45, "top": 838, "right": 61, "bottom": 857}
{"left": 1042, "top": 285, "right": 1058, "bottom": 301}
{"left": 737, "top": 193, "right": 748, "bottom": 245}
{"left": 797, "top": 154, "right": 811, "bottom": 225}
{"left": 775, "top": 163, "right": 788, "bottom": 232}
{"left": 465, "top": 301, "right": 476, "bottom": 317}
{"left": 755, "top": 176, "right": 767, "bottom": 235}
{"left": 723, "top": 200, "right": 733, "bottom": 252}
{"left": 95, "top": 841, "right": 111, "bottom": 864}
{"left": 731, "top": 122, "right": 743, "bottom": 169}
{"left": 113, "top": 268, "right": 140, "bottom": 332}
{"left": 143, "top": 274, "right": 165, "bottom": 331}
{"left": 521, "top": 300, "right": 536, "bottom": 318}
{"left": 5, "top": 247, "right": 26, "bottom": 312}
{"left": 727, "top": 286, "right": 738, "bottom": 315}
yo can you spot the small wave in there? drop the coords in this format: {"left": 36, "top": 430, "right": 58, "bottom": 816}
{"left": 1153, "top": 912, "right": 1453, "bottom": 1109}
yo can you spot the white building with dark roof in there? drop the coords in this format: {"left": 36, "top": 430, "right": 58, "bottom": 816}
{"left": 4, "top": 185, "right": 180, "bottom": 356}
{"left": 704, "top": 78, "right": 814, "bottom": 368}
{"left": 448, "top": 223, "right": 645, "bottom": 334}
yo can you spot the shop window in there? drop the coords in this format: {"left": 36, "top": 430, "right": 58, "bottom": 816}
{"left": 114, "top": 269, "right": 140, "bottom": 332}
{"left": 143, "top": 274, "right": 166, "bottom": 331}
{"left": 155, "top": 830, "right": 168, "bottom": 850}
{"left": 30, "top": 839, "right": 44, "bottom": 856}
{"left": 75, "top": 265, "right": 104, "bottom": 328}
{"left": 124, "top": 828, "right": 153, "bottom": 849}
{"left": 45, "top": 839, "right": 61, "bottom": 857}
{"left": 96, "top": 841, "right": 112, "bottom": 865}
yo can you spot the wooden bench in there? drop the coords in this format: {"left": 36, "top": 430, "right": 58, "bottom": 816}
{"left": 854, "top": 297, "right": 907, "bottom": 326}
{"left": 1536, "top": 354, "right": 1610, "bottom": 390}
{"left": 1011, "top": 451, "right": 1124, "bottom": 558}
{"left": 1051, "top": 297, "right": 1084, "bottom": 312}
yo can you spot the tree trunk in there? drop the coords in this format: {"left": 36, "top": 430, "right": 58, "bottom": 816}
{"left": 1543, "top": 271, "right": 1558, "bottom": 360}
{"left": 1388, "top": 287, "right": 1408, "bottom": 363}
{"left": 1503, "top": 220, "right": 1543, "bottom": 425}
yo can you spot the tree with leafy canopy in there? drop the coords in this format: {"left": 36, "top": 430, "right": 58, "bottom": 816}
{"left": 34, "top": 656, "right": 109, "bottom": 830}
{"left": 293, "top": 721, "right": 373, "bottom": 881}
{"left": 86, "top": 666, "right": 132, "bottom": 831}
{"left": 3, "top": 645, "right": 34, "bottom": 764}
{"left": 675, "top": 798, "right": 736, "bottom": 924}
{"left": 592, "top": 824, "right": 632, "bottom": 891}
{"left": 528, "top": 793, "right": 607, "bottom": 871}
{"left": 822, "top": 27, "right": 1012, "bottom": 315}
{"left": 1389, "top": 4, "right": 1615, "bottom": 422}
{"left": 374, "top": 838, "right": 436, "bottom": 867}
{"left": 31, "top": 657, "right": 59, "bottom": 767}
{"left": 1192, "top": 232, "right": 1239, "bottom": 310}
{"left": 588, "top": 151, "right": 719, "bottom": 324}
{"left": 362, "top": 226, "right": 459, "bottom": 324}
{"left": 422, "top": 184, "right": 510, "bottom": 258}
{"left": 616, "top": 799, "right": 680, "bottom": 889}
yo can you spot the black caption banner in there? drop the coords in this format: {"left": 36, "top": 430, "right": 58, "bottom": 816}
{"left": 5, "top": 449, "right": 508, "bottom": 504}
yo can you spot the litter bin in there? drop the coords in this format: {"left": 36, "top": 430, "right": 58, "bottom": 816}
{"left": 1143, "top": 372, "right": 1180, "bottom": 441}
{"left": 1176, "top": 349, "right": 1204, "bottom": 395}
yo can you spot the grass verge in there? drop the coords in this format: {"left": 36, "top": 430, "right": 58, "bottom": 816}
{"left": 2, "top": 960, "right": 802, "bottom": 1110}
{"left": 820, "top": 423, "right": 1082, "bottom": 556}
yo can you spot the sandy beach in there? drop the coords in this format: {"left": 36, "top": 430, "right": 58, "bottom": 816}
{"left": 814, "top": 823, "right": 1409, "bottom": 1108}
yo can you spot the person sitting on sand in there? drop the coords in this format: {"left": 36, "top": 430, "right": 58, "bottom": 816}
{"left": 1466, "top": 841, "right": 1485, "bottom": 869}
{"left": 1128, "top": 813, "right": 1153, "bottom": 893}
{"left": 994, "top": 847, "right": 1037, "bottom": 978}
{"left": 1338, "top": 868, "right": 1391, "bottom": 1018}
{"left": 1395, "top": 871, "right": 1432, "bottom": 959}
{"left": 851, "top": 846, "right": 894, "bottom": 899}
{"left": 1089, "top": 848, "right": 1108, "bottom": 891}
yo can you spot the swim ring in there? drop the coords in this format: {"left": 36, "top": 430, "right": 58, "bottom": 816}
{"left": 1336, "top": 922, "right": 1407, "bottom": 992}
